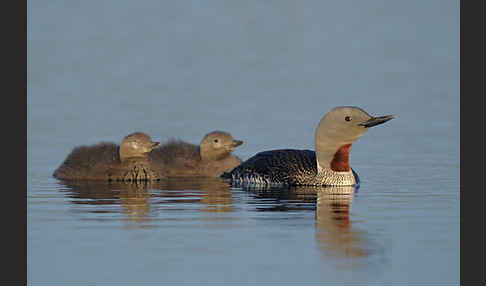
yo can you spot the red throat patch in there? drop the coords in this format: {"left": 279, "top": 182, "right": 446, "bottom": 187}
{"left": 330, "top": 144, "right": 352, "bottom": 172}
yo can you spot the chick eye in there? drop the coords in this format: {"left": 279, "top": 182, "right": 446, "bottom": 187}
{"left": 345, "top": 116, "right": 351, "bottom": 122}
{"left": 214, "top": 139, "right": 219, "bottom": 143}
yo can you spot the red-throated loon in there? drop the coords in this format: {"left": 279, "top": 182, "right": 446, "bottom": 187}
{"left": 53, "top": 132, "right": 162, "bottom": 181}
{"left": 149, "top": 130, "right": 243, "bottom": 177}
{"left": 223, "top": 106, "right": 395, "bottom": 188}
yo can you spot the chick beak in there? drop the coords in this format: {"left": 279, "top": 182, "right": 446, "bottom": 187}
{"left": 151, "top": 142, "right": 160, "bottom": 149}
{"left": 232, "top": 140, "right": 244, "bottom": 147}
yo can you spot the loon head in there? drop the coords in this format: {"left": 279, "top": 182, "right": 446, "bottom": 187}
{"left": 315, "top": 106, "right": 395, "bottom": 172}
{"left": 200, "top": 131, "right": 244, "bottom": 161}
{"left": 120, "top": 132, "right": 160, "bottom": 161}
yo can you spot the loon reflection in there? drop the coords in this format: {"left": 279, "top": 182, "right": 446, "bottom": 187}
{"left": 314, "top": 187, "right": 368, "bottom": 260}
{"left": 245, "top": 185, "right": 369, "bottom": 261}
{"left": 157, "top": 177, "right": 234, "bottom": 213}
{"left": 58, "top": 179, "right": 374, "bottom": 262}
{"left": 58, "top": 177, "right": 235, "bottom": 226}
{"left": 58, "top": 180, "right": 155, "bottom": 226}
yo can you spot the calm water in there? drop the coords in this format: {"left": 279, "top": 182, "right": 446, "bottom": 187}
{"left": 28, "top": 0, "right": 459, "bottom": 285}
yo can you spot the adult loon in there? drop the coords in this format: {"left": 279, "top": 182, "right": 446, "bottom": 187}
{"left": 222, "top": 106, "right": 394, "bottom": 187}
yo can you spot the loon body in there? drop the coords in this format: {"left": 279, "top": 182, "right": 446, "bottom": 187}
{"left": 226, "top": 149, "right": 360, "bottom": 187}
{"left": 53, "top": 132, "right": 162, "bottom": 181}
{"left": 149, "top": 130, "right": 243, "bottom": 177}
{"left": 223, "top": 106, "right": 394, "bottom": 187}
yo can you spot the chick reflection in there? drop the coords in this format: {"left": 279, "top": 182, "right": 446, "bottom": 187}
{"left": 315, "top": 186, "right": 368, "bottom": 260}
{"left": 156, "top": 177, "right": 233, "bottom": 213}
{"left": 58, "top": 180, "right": 154, "bottom": 225}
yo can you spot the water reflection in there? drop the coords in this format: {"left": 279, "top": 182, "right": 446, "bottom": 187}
{"left": 59, "top": 180, "right": 155, "bottom": 225}
{"left": 58, "top": 179, "right": 376, "bottom": 268}
{"left": 245, "top": 185, "right": 317, "bottom": 212}
{"left": 244, "top": 185, "right": 370, "bottom": 264}
{"left": 58, "top": 177, "right": 235, "bottom": 226}
{"left": 155, "top": 177, "right": 234, "bottom": 213}
{"left": 314, "top": 187, "right": 368, "bottom": 260}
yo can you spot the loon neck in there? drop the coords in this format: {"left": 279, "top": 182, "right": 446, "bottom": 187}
{"left": 200, "top": 147, "right": 228, "bottom": 161}
{"left": 329, "top": 144, "right": 352, "bottom": 172}
{"left": 314, "top": 139, "right": 355, "bottom": 186}
{"left": 119, "top": 148, "right": 147, "bottom": 162}
{"left": 315, "top": 139, "right": 353, "bottom": 173}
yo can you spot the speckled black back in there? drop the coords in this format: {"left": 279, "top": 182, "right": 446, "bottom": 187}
{"left": 224, "top": 149, "right": 318, "bottom": 186}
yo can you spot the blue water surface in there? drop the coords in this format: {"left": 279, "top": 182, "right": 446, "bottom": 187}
{"left": 28, "top": 0, "right": 459, "bottom": 285}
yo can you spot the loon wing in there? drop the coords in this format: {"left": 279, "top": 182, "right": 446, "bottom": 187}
{"left": 224, "top": 149, "right": 317, "bottom": 186}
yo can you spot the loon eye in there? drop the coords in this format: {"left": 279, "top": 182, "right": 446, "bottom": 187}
{"left": 345, "top": 116, "right": 351, "bottom": 122}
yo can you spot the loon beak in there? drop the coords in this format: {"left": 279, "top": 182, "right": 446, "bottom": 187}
{"left": 151, "top": 142, "right": 160, "bottom": 149}
{"left": 359, "top": 114, "right": 395, "bottom": 128}
{"left": 232, "top": 140, "right": 243, "bottom": 147}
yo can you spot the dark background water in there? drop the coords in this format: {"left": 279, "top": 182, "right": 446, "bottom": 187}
{"left": 28, "top": 0, "right": 459, "bottom": 285}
